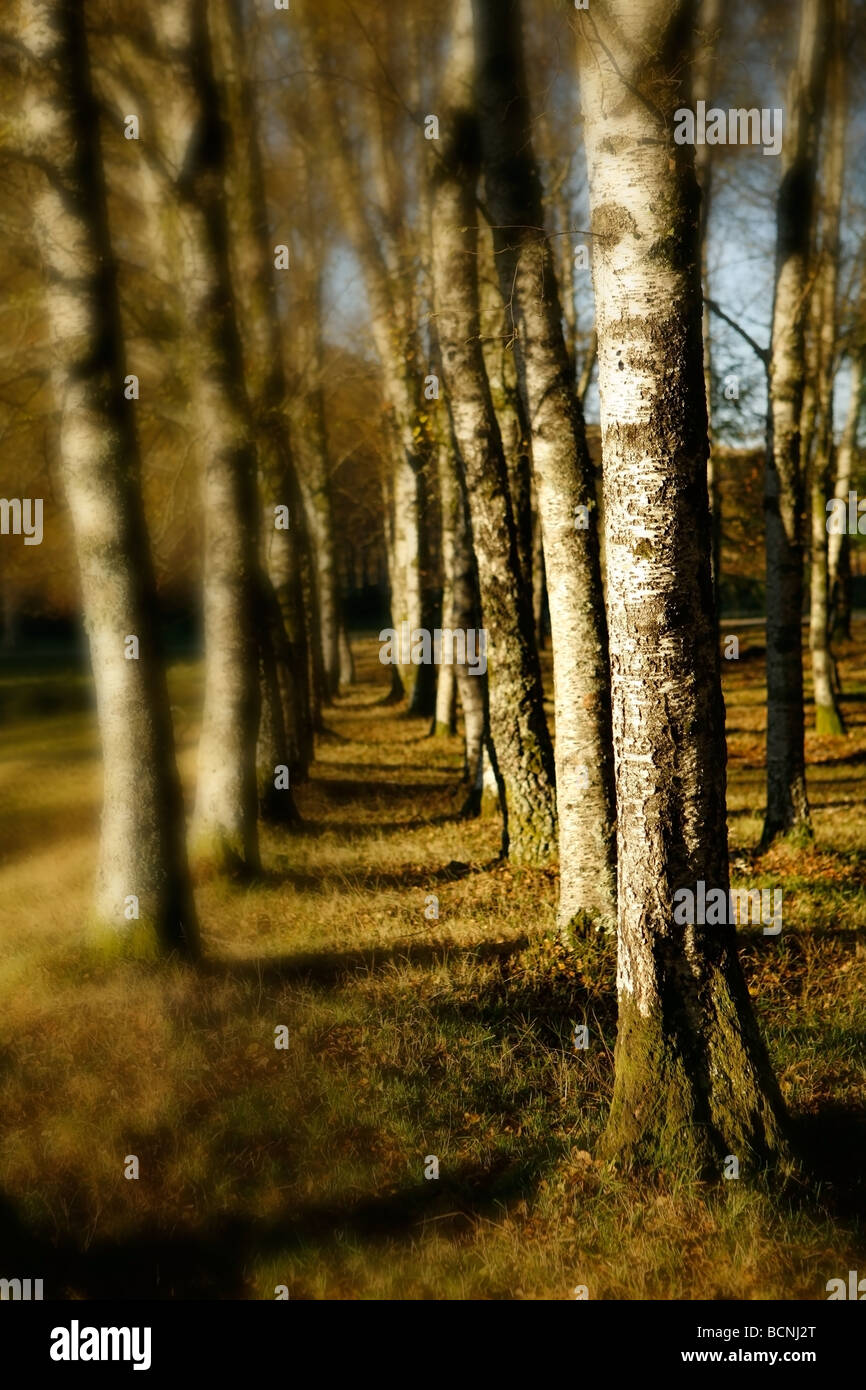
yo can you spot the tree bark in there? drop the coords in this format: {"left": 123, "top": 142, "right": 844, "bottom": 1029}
{"left": 430, "top": 11, "right": 557, "bottom": 862}
{"left": 829, "top": 350, "right": 863, "bottom": 639}
{"left": 478, "top": 224, "right": 533, "bottom": 594}
{"left": 474, "top": 0, "right": 617, "bottom": 931}
{"left": 578, "top": 0, "right": 788, "bottom": 1170}
{"left": 762, "top": 0, "right": 829, "bottom": 843}
{"left": 444, "top": 434, "right": 488, "bottom": 797}
{"left": 16, "top": 0, "right": 197, "bottom": 955}
{"left": 808, "top": 0, "right": 848, "bottom": 736}
{"left": 694, "top": 0, "right": 723, "bottom": 604}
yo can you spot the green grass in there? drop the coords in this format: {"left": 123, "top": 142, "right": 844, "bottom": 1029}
{"left": 0, "top": 630, "right": 864, "bottom": 1299}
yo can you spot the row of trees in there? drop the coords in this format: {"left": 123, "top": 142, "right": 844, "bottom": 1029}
{"left": 4, "top": 0, "right": 863, "bottom": 1169}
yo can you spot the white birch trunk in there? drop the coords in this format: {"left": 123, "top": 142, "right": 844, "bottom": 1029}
{"left": 431, "top": 3, "right": 556, "bottom": 862}
{"left": 474, "top": 0, "right": 617, "bottom": 931}
{"left": 808, "top": 0, "right": 847, "bottom": 736}
{"left": 579, "top": 0, "right": 787, "bottom": 1168}
{"left": 15, "top": 0, "right": 197, "bottom": 954}
{"left": 763, "top": 0, "right": 828, "bottom": 842}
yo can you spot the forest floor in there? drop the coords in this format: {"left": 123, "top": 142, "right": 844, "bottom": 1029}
{"left": 1, "top": 627, "right": 865, "bottom": 1299}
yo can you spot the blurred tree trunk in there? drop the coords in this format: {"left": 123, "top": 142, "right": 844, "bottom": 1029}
{"left": 16, "top": 0, "right": 197, "bottom": 955}
{"left": 292, "top": 147, "right": 341, "bottom": 702}
{"left": 578, "top": 0, "right": 787, "bottom": 1169}
{"left": 433, "top": 439, "right": 458, "bottom": 737}
{"left": 338, "top": 612, "right": 355, "bottom": 688}
{"left": 762, "top": 0, "right": 829, "bottom": 844}
{"left": 474, "top": 0, "right": 617, "bottom": 932}
{"left": 297, "top": 16, "right": 435, "bottom": 717}
{"left": 808, "top": 0, "right": 847, "bottom": 736}
{"left": 431, "top": 2, "right": 556, "bottom": 863}
{"left": 256, "top": 569, "right": 301, "bottom": 825}
{"left": 213, "top": 0, "right": 314, "bottom": 783}
{"left": 156, "top": 2, "right": 260, "bottom": 875}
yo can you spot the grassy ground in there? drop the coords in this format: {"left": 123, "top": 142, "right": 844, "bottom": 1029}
{"left": 0, "top": 627, "right": 864, "bottom": 1300}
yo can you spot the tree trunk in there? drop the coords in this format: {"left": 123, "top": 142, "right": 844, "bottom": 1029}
{"left": 829, "top": 349, "right": 864, "bottom": 639}
{"left": 762, "top": 0, "right": 829, "bottom": 844}
{"left": 293, "top": 149, "right": 341, "bottom": 702}
{"left": 444, "top": 436, "right": 488, "bottom": 800}
{"left": 256, "top": 570, "right": 301, "bottom": 825}
{"left": 531, "top": 496, "right": 548, "bottom": 651}
{"left": 214, "top": 0, "right": 315, "bottom": 777}
{"left": 297, "top": 16, "right": 435, "bottom": 718}
{"left": 694, "top": 0, "right": 723, "bottom": 604}
{"left": 474, "top": 0, "right": 617, "bottom": 931}
{"left": 433, "top": 436, "right": 459, "bottom": 738}
{"left": 431, "top": 5, "right": 556, "bottom": 864}
{"left": 152, "top": 2, "right": 260, "bottom": 875}
{"left": 17, "top": 0, "right": 197, "bottom": 955}
{"left": 578, "top": 0, "right": 788, "bottom": 1171}
{"left": 809, "top": 0, "right": 848, "bottom": 736}
{"left": 338, "top": 617, "right": 355, "bottom": 688}
{"left": 478, "top": 225, "right": 533, "bottom": 594}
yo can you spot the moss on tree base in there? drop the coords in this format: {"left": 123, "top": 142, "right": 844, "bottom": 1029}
{"left": 599, "top": 984, "right": 790, "bottom": 1178}
{"left": 814, "top": 701, "right": 846, "bottom": 737}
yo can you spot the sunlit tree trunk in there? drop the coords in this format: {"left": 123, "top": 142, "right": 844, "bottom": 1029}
{"left": 578, "top": 0, "right": 787, "bottom": 1170}
{"left": 475, "top": 0, "right": 616, "bottom": 931}
{"left": 808, "top": 0, "right": 847, "bottom": 736}
{"left": 762, "top": 0, "right": 828, "bottom": 844}
{"left": 431, "top": 3, "right": 556, "bottom": 863}
{"left": 16, "top": 0, "right": 197, "bottom": 955}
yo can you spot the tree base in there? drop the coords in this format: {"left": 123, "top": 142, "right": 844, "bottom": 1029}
{"left": 814, "top": 701, "right": 846, "bottom": 737}
{"left": 600, "top": 978, "right": 790, "bottom": 1178}
{"left": 84, "top": 915, "right": 198, "bottom": 964}
{"left": 190, "top": 828, "right": 260, "bottom": 880}
{"left": 560, "top": 906, "right": 616, "bottom": 948}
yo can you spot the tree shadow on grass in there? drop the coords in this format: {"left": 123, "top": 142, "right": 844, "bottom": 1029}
{"left": 312, "top": 777, "right": 452, "bottom": 803}
{"left": 789, "top": 1107, "right": 866, "bottom": 1225}
{"left": 300, "top": 812, "right": 462, "bottom": 839}
{"left": 0, "top": 1153, "right": 546, "bottom": 1300}
{"left": 200, "top": 933, "right": 531, "bottom": 988}
{"left": 260, "top": 856, "right": 490, "bottom": 896}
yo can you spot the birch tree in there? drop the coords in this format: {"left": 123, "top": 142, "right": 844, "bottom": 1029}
{"left": 762, "top": 0, "right": 829, "bottom": 844}
{"left": 694, "top": 0, "right": 723, "bottom": 597}
{"left": 212, "top": 0, "right": 313, "bottom": 796}
{"left": 431, "top": 1, "right": 557, "bottom": 862}
{"left": 828, "top": 267, "right": 865, "bottom": 637}
{"left": 578, "top": 0, "right": 788, "bottom": 1168}
{"left": 807, "top": 0, "right": 847, "bottom": 736}
{"left": 12, "top": 0, "right": 198, "bottom": 955}
{"left": 297, "top": 14, "right": 435, "bottom": 716}
{"left": 474, "top": 0, "right": 616, "bottom": 931}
